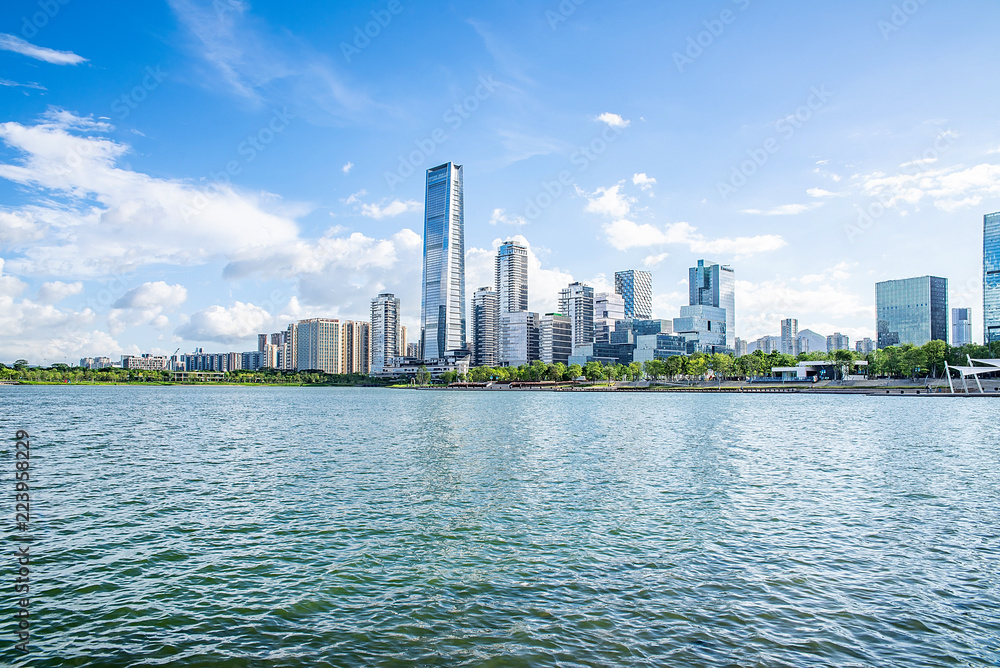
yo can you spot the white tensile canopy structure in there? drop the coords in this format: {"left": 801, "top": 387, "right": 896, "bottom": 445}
{"left": 944, "top": 357, "right": 1000, "bottom": 394}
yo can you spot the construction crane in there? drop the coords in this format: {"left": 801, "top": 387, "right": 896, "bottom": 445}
{"left": 170, "top": 348, "right": 180, "bottom": 371}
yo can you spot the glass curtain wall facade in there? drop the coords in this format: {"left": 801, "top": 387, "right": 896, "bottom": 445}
{"left": 952, "top": 308, "right": 972, "bottom": 348}
{"left": 420, "top": 162, "right": 467, "bottom": 360}
{"left": 614, "top": 270, "right": 652, "bottom": 320}
{"left": 875, "top": 276, "right": 949, "bottom": 348}
{"left": 471, "top": 287, "right": 499, "bottom": 367}
{"left": 689, "top": 260, "right": 736, "bottom": 350}
{"left": 496, "top": 240, "right": 528, "bottom": 315}
{"left": 985, "top": 213, "right": 1000, "bottom": 345}
{"left": 558, "top": 282, "right": 595, "bottom": 348}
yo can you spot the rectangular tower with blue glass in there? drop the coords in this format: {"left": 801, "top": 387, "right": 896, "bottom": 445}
{"left": 420, "top": 162, "right": 467, "bottom": 360}
{"left": 985, "top": 212, "right": 1000, "bottom": 345}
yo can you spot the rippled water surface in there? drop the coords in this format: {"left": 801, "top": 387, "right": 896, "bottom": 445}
{"left": 2, "top": 386, "right": 999, "bottom": 666}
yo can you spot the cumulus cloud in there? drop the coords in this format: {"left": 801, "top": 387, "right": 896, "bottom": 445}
{"left": 359, "top": 199, "right": 421, "bottom": 220}
{"left": 595, "top": 112, "right": 630, "bottom": 129}
{"left": 642, "top": 252, "right": 669, "bottom": 267}
{"left": 860, "top": 162, "right": 1000, "bottom": 213}
{"left": 175, "top": 302, "right": 275, "bottom": 344}
{"left": 736, "top": 278, "right": 873, "bottom": 341}
{"left": 489, "top": 208, "right": 528, "bottom": 226}
{"left": 632, "top": 173, "right": 656, "bottom": 191}
{"left": 0, "top": 110, "right": 300, "bottom": 277}
{"left": 580, "top": 183, "right": 635, "bottom": 218}
{"left": 0, "top": 34, "right": 87, "bottom": 65}
{"left": 342, "top": 161, "right": 353, "bottom": 174}
{"left": 37, "top": 281, "right": 83, "bottom": 304}
{"left": 603, "top": 219, "right": 786, "bottom": 256}
{"left": 108, "top": 282, "right": 188, "bottom": 335}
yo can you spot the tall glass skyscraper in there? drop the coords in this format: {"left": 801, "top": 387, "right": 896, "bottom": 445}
{"left": 688, "top": 260, "right": 736, "bottom": 350}
{"left": 614, "top": 269, "right": 652, "bottom": 320}
{"left": 496, "top": 240, "right": 528, "bottom": 315}
{"left": 875, "top": 276, "right": 948, "bottom": 348}
{"left": 420, "top": 162, "right": 467, "bottom": 360}
{"left": 985, "top": 212, "right": 1000, "bottom": 345}
{"left": 952, "top": 307, "right": 972, "bottom": 347}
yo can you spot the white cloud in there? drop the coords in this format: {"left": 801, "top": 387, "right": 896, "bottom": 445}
{"left": 489, "top": 208, "right": 528, "bottom": 226}
{"left": 860, "top": 162, "right": 1000, "bottom": 212}
{"left": 988, "top": 146, "right": 1000, "bottom": 155}
{"left": 342, "top": 161, "right": 353, "bottom": 175}
{"left": 0, "top": 34, "right": 87, "bottom": 65}
{"left": 113, "top": 282, "right": 188, "bottom": 310}
{"left": 359, "top": 199, "right": 421, "bottom": 220}
{"left": 0, "top": 111, "right": 300, "bottom": 277}
{"left": 603, "top": 219, "right": 786, "bottom": 256}
{"left": 343, "top": 190, "right": 367, "bottom": 205}
{"left": 741, "top": 203, "right": 823, "bottom": 216}
{"left": 175, "top": 301, "right": 274, "bottom": 344}
{"left": 642, "top": 253, "right": 669, "bottom": 267}
{"left": 806, "top": 188, "right": 842, "bottom": 198}
{"left": 37, "top": 281, "right": 83, "bottom": 304}
{"left": 632, "top": 173, "right": 656, "bottom": 191}
{"left": 595, "top": 112, "right": 630, "bottom": 129}
{"left": 581, "top": 183, "right": 635, "bottom": 218}
{"left": 0, "top": 79, "right": 46, "bottom": 91}
{"left": 736, "top": 278, "right": 873, "bottom": 341}
{"left": 0, "top": 210, "right": 45, "bottom": 244}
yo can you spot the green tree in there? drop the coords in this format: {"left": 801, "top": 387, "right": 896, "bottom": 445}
{"left": 416, "top": 365, "right": 431, "bottom": 386}
{"left": 566, "top": 363, "right": 583, "bottom": 381}
{"left": 583, "top": 361, "right": 605, "bottom": 382}
{"left": 921, "top": 340, "right": 947, "bottom": 378}
{"left": 548, "top": 362, "right": 566, "bottom": 382}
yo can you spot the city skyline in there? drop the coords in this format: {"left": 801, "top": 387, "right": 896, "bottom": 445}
{"left": 2, "top": 2, "right": 1000, "bottom": 363}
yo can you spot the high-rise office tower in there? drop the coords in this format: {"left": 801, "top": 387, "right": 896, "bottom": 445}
{"left": 855, "top": 338, "right": 876, "bottom": 355}
{"left": 371, "top": 293, "right": 402, "bottom": 374}
{"left": 539, "top": 313, "right": 572, "bottom": 365}
{"left": 952, "top": 308, "right": 972, "bottom": 347}
{"left": 985, "top": 212, "right": 1000, "bottom": 344}
{"left": 499, "top": 311, "right": 540, "bottom": 367}
{"left": 689, "top": 260, "right": 736, "bottom": 350}
{"left": 614, "top": 270, "right": 652, "bottom": 320}
{"left": 781, "top": 318, "right": 799, "bottom": 356}
{"left": 558, "top": 282, "right": 595, "bottom": 348}
{"left": 594, "top": 292, "right": 626, "bottom": 343}
{"left": 875, "top": 276, "right": 949, "bottom": 348}
{"left": 420, "top": 162, "right": 466, "bottom": 360}
{"left": 496, "top": 240, "right": 528, "bottom": 315}
{"left": 471, "top": 287, "right": 499, "bottom": 367}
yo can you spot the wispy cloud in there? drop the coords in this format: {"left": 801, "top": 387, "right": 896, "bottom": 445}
{"left": 741, "top": 203, "right": 823, "bottom": 216}
{"left": 489, "top": 208, "right": 528, "bottom": 226}
{"left": 0, "top": 79, "right": 47, "bottom": 91}
{"left": 0, "top": 34, "right": 87, "bottom": 65}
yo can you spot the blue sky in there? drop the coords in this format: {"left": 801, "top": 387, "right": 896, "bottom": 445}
{"left": 1, "top": 0, "right": 999, "bottom": 363}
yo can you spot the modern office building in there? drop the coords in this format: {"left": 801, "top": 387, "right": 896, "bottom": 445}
{"left": 558, "top": 282, "right": 595, "bottom": 348}
{"left": 496, "top": 240, "right": 528, "bottom": 315}
{"left": 781, "top": 318, "right": 799, "bottom": 356}
{"left": 371, "top": 293, "right": 402, "bottom": 374}
{"left": 875, "top": 276, "right": 949, "bottom": 348}
{"left": 952, "top": 308, "right": 972, "bottom": 347}
{"left": 614, "top": 269, "right": 652, "bottom": 320}
{"left": 986, "top": 213, "right": 1000, "bottom": 345}
{"left": 471, "top": 287, "right": 499, "bottom": 367}
{"left": 633, "top": 333, "right": 688, "bottom": 363}
{"left": 420, "top": 162, "right": 467, "bottom": 360}
{"left": 689, "top": 260, "right": 736, "bottom": 350}
{"left": 121, "top": 354, "right": 170, "bottom": 371}
{"left": 855, "top": 338, "right": 876, "bottom": 355}
{"left": 539, "top": 313, "right": 572, "bottom": 365}
{"left": 499, "top": 311, "right": 540, "bottom": 367}
{"left": 826, "top": 332, "right": 850, "bottom": 353}
{"left": 753, "top": 335, "right": 780, "bottom": 354}
{"left": 673, "top": 305, "right": 729, "bottom": 354}
{"left": 594, "top": 292, "right": 626, "bottom": 343}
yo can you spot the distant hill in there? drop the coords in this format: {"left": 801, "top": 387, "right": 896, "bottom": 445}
{"left": 797, "top": 329, "right": 828, "bottom": 353}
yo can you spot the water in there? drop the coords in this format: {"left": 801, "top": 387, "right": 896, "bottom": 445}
{"left": 1, "top": 386, "right": 998, "bottom": 667}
